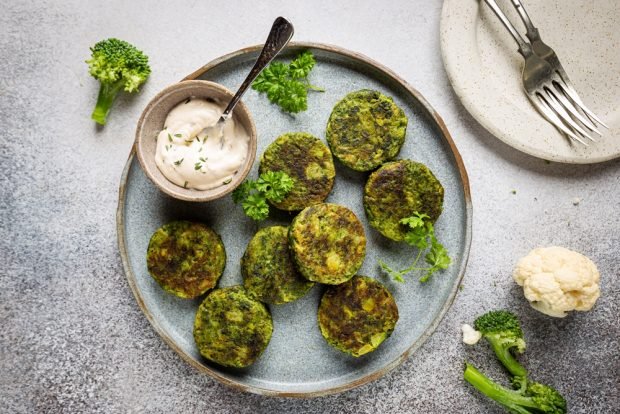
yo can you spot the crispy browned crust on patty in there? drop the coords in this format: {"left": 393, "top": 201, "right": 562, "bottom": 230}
{"left": 318, "top": 275, "right": 399, "bottom": 357}
{"left": 193, "top": 286, "right": 273, "bottom": 368}
{"left": 146, "top": 221, "right": 226, "bottom": 298}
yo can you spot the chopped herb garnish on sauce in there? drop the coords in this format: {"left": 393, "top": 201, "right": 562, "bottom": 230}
{"left": 174, "top": 158, "right": 184, "bottom": 166}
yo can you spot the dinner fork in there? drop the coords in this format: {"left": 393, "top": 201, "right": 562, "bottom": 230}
{"left": 509, "top": 0, "right": 609, "bottom": 131}
{"left": 484, "top": 0, "right": 600, "bottom": 145}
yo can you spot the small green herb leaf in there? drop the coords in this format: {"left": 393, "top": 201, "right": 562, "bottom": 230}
{"left": 241, "top": 193, "right": 270, "bottom": 221}
{"left": 256, "top": 171, "right": 295, "bottom": 202}
{"left": 173, "top": 158, "right": 184, "bottom": 166}
{"left": 252, "top": 51, "right": 323, "bottom": 113}
{"left": 232, "top": 180, "right": 255, "bottom": 204}
{"left": 378, "top": 212, "right": 451, "bottom": 283}
{"left": 231, "top": 172, "right": 293, "bottom": 221}
{"left": 289, "top": 50, "right": 316, "bottom": 79}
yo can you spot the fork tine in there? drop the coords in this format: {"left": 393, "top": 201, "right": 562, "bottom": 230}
{"left": 551, "top": 81, "right": 601, "bottom": 135}
{"left": 530, "top": 93, "right": 587, "bottom": 145}
{"left": 543, "top": 87, "right": 595, "bottom": 142}
{"left": 554, "top": 69, "right": 610, "bottom": 129}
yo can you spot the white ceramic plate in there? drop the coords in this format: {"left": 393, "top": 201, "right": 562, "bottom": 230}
{"left": 440, "top": 0, "right": 620, "bottom": 163}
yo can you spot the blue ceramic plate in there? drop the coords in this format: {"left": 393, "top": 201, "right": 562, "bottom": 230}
{"left": 117, "top": 43, "right": 472, "bottom": 397}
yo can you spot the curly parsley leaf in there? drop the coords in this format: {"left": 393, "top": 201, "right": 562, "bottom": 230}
{"left": 252, "top": 51, "right": 323, "bottom": 113}
{"left": 256, "top": 171, "right": 295, "bottom": 202}
{"left": 289, "top": 50, "right": 316, "bottom": 79}
{"left": 277, "top": 79, "right": 309, "bottom": 113}
{"left": 232, "top": 171, "right": 294, "bottom": 221}
{"left": 379, "top": 212, "right": 451, "bottom": 283}
{"left": 232, "top": 180, "right": 255, "bottom": 204}
{"left": 241, "top": 193, "right": 270, "bottom": 221}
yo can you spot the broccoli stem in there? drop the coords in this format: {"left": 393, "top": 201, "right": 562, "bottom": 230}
{"left": 487, "top": 337, "right": 528, "bottom": 378}
{"left": 91, "top": 81, "right": 123, "bottom": 125}
{"left": 464, "top": 363, "right": 537, "bottom": 414}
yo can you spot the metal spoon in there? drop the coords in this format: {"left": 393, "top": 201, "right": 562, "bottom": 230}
{"left": 204, "top": 16, "right": 294, "bottom": 138}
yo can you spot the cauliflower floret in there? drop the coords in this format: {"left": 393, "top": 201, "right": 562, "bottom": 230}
{"left": 461, "top": 324, "right": 482, "bottom": 345}
{"left": 513, "top": 246, "right": 600, "bottom": 318}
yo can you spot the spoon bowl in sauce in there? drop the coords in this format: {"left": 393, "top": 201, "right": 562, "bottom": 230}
{"left": 135, "top": 80, "right": 257, "bottom": 202}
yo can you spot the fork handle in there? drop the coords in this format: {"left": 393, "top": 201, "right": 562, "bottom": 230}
{"left": 509, "top": 0, "right": 554, "bottom": 61}
{"left": 510, "top": 0, "right": 541, "bottom": 43}
{"left": 484, "top": 0, "right": 533, "bottom": 57}
{"left": 221, "top": 16, "right": 294, "bottom": 119}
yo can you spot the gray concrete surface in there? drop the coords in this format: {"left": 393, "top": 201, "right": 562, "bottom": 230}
{"left": 1, "top": 0, "right": 618, "bottom": 413}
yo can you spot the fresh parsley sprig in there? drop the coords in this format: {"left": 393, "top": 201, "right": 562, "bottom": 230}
{"left": 232, "top": 171, "right": 294, "bottom": 221}
{"left": 378, "top": 212, "right": 452, "bottom": 283}
{"left": 252, "top": 51, "right": 324, "bottom": 113}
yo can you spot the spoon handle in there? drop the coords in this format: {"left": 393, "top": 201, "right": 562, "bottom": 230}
{"left": 221, "top": 16, "right": 294, "bottom": 118}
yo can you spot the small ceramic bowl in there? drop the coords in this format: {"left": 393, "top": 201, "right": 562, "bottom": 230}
{"left": 135, "top": 80, "right": 257, "bottom": 202}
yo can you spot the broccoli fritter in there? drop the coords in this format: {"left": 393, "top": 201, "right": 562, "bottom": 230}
{"left": 326, "top": 89, "right": 407, "bottom": 171}
{"left": 259, "top": 132, "right": 336, "bottom": 211}
{"left": 318, "top": 276, "right": 399, "bottom": 357}
{"left": 193, "top": 286, "right": 273, "bottom": 368}
{"left": 241, "top": 226, "right": 314, "bottom": 304}
{"left": 289, "top": 203, "right": 366, "bottom": 285}
{"left": 146, "top": 221, "right": 225, "bottom": 299}
{"left": 363, "top": 159, "right": 444, "bottom": 241}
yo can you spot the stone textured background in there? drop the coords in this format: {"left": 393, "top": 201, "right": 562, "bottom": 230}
{"left": 0, "top": 0, "right": 618, "bottom": 413}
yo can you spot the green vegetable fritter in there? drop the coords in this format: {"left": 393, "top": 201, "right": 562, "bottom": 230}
{"left": 318, "top": 276, "right": 399, "bottom": 357}
{"left": 289, "top": 203, "right": 366, "bottom": 285}
{"left": 326, "top": 89, "right": 407, "bottom": 171}
{"left": 146, "top": 221, "right": 225, "bottom": 299}
{"left": 364, "top": 160, "right": 444, "bottom": 241}
{"left": 259, "top": 132, "right": 336, "bottom": 211}
{"left": 241, "top": 226, "right": 314, "bottom": 304}
{"left": 193, "top": 286, "right": 273, "bottom": 368}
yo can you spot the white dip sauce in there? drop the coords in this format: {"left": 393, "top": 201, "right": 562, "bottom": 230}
{"left": 154, "top": 98, "right": 249, "bottom": 190}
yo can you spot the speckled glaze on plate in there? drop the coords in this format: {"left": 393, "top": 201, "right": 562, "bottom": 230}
{"left": 441, "top": 0, "right": 620, "bottom": 164}
{"left": 117, "top": 43, "right": 472, "bottom": 397}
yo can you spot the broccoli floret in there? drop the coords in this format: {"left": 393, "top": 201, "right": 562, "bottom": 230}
{"left": 86, "top": 38, "right": 151, "bottom": 125}
{"left": 464, "top": 363, "right": 566, "bottom": 414}
{"left": 474, "top": 310, "right": 527, "bottom": 378}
